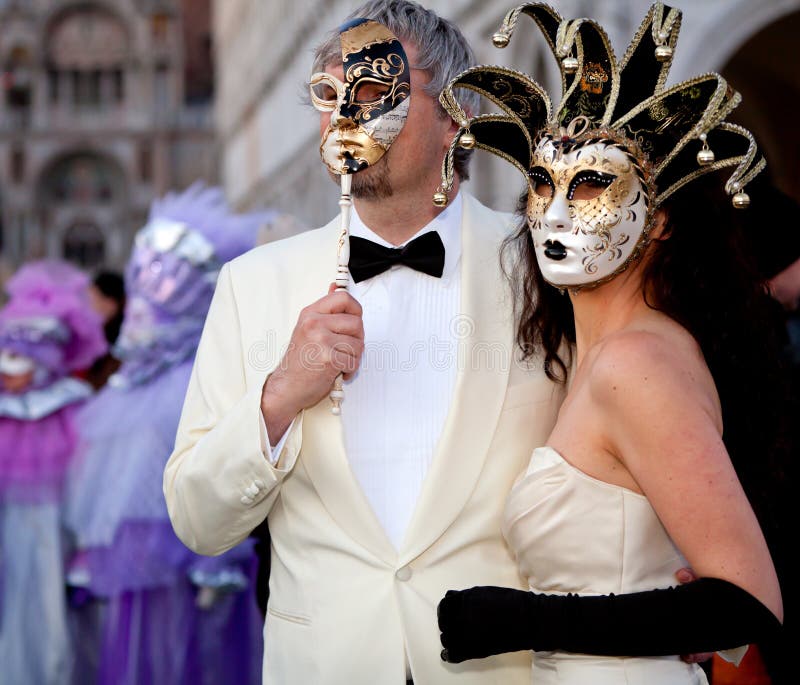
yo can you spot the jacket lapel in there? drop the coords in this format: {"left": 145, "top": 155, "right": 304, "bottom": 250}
{"left": 399, "top": 195, "right": 515, "bottom": 565}
{"left": 301, "top": 399, "right": 398, "bottom": 564}
{"left": 293, "top": 218, "right": 398, "bottom": 565}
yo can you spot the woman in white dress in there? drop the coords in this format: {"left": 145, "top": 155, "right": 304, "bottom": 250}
{"left": 436, "top": 3, "right": 788, "bottom": 683}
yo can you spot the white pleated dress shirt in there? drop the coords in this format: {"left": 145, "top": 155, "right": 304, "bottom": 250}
{"left": 264, "top": 192, "right": 463, "bottom": 550}
{"left": 340, "top": 193, "right": 462, "bottom": 549}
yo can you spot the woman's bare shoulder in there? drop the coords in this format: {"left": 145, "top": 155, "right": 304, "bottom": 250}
{"left": 588, "top": 320, "right": 720, "bottom": 426}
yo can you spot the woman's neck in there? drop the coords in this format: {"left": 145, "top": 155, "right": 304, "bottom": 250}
{"left": 569, "top": 264, "right": 651, "bottom": 365}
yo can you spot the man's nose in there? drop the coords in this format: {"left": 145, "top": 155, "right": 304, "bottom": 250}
{"left": 543, "top": 194, "right": 573, "bottom": 233}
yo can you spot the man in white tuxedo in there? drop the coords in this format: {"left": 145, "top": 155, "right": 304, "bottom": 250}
{"left": 164, "top": 1, "right": 563, "bottom": 683}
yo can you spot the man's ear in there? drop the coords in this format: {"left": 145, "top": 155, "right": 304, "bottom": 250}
{"left": 441, "top": 102, "right": 472, "bottom": 144}
{"left": 440, "top": 107, "right": 461, "bottom": 144}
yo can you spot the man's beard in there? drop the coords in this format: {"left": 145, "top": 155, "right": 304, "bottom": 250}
{"left": 352, "top": 162, "right": 393, "bottom": 199}
{"left": 328, "top": 157, "right": 393, "bottom": 200}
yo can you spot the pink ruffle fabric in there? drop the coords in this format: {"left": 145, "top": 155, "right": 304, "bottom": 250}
{"left": 0, "top": 260, "right": 107, "bottom": 372}
{"left": 0, "top": 403, "right": 80, "bottom": 504}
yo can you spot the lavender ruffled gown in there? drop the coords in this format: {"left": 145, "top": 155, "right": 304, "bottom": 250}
{"left": 65, "top": 361, "right": 262, "bottom": 685}
{"left": 64, "top": 185, "right": 268, "bottom": 685}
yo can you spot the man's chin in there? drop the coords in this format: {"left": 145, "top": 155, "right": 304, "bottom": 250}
{"left": 326, "top": 165, "right": 393, "bottom": 201}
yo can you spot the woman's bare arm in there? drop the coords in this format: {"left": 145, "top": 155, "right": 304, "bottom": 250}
{"left": 591, "top": 330, "right": 783, "bottom": 621}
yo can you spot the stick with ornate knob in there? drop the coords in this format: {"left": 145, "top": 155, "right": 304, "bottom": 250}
{"left": 308, "top": 18, "right": 412, "bottom": 415}
{"left": 329, "top": 174, "right": 352, "bottom": 415}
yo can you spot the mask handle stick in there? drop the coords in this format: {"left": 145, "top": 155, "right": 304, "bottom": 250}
{"left": 330, "top": 173, "right": 352, "bottom": 415}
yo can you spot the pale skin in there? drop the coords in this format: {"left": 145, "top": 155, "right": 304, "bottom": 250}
{"left": 543, "top": 205, "right": 783, "bottom": 625}
{"left": 768, "top": 256, "right": 800, "bottom": 310}
{"left": 261, "top": 42, "right": 460, "bottom": 441}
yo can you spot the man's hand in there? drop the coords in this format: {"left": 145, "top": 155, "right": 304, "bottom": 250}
{"left": 676, "top": 567, "right": 714, "bottom": 665}
{"left": 261, "top": 285, "right": 364, "bottom": 441}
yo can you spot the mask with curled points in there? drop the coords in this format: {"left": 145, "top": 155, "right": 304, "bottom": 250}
{"left": 310, "top": 18, "right": 411, "bottom": 174}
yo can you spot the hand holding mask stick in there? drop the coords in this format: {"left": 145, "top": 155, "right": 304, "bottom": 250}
{"left": 309, "top": 18, "right": 411, "bottom": 414}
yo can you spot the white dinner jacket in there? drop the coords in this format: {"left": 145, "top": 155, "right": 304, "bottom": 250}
{"left": 164, "top": 193, "right": 565, "bottom": 684}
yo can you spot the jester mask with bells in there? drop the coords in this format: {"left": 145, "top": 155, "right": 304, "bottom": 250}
{"left": 310, "top": 18, "right": 411, "bottom": 175}
{"left": 438, "top": 2, "right": 764, "bottom": 290}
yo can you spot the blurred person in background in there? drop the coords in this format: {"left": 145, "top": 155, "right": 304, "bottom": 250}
{"left": 0, "top": 260, "right": 106, "bottom": 685}
{"left": 84, "top": 270, "right": 126, "bottom": 390}
{"left": 64, "top": 184, "right": 270, "bottom": 685}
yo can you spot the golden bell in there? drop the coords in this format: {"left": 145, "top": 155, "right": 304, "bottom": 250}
{"left": 459, "top": 132, "right": 476, "bottom": 150}
{"left": 492, "top": 31, "right": 510, "bottom": 48}
{"left": 562, "top": 56, "right": 579, "bottom": 74}
{"left": 655, "top": 45, "right": 673, "bottom": 62}
{"left": 732, "top": 191, "right": 751, "bottom": 209}
{"left": 433, "top": 191, "right": 449, "bottom": 208}
{"left": 696, "top": 148, "right": 715, "bottom": 166}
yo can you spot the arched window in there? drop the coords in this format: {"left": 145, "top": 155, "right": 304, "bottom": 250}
{"left": 63, "top": 221, "right": 105, "bottom": 268}
{"left": 46, "top": 6, "right": 129, "bottom": 109}
{"left": 42, "top": 153, "right": 124, "bottom": 206}
{"left": 38, "top": 151, "right": 126, "bottom": 266}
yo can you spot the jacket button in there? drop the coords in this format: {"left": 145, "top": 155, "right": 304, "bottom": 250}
{"left": 395, "top": 566, "right": 412, "bottom": 581}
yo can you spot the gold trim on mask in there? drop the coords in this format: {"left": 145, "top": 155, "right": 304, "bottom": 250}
{"left": 340, "top": 21, "right": 397, "bottom": 58}
{"left": 320, "top": 125, "right": 388, "bottom": 174}
{"left": 527, "top": 130, "right": 659, "bottom": 292}
{"left": 344, "top": 53, "right": 410, "bottom": 123}
{"left": 528, "top": 141, "right": 640, "bottom": 237}
{"left": 310, "top": 72, "right": 343, "bottom": 111}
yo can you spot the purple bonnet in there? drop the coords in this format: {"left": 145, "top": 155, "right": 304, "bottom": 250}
{"left": 0, "top": 260, "right": 108, "bottom": 373}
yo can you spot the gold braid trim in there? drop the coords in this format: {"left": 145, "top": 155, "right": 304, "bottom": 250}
{"left": 496, "top": 4, "right": 567, "bottom": 93}
{"left": 438, "top": 63, "right": 552, "bottom": 129}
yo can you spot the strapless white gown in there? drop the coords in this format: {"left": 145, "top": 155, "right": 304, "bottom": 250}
{"left": 502, "top": 446, "right": 709, "bottom": 684}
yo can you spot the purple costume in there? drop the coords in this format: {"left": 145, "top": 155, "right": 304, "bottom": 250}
{"left": 64, "top": 184, "right": 273, "bottom": 684}
{"left": 0, "top": 261, "right": 107, "bottom": 685}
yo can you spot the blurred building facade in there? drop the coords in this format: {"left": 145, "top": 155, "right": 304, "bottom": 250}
{"left": 0, "top": 0, "right": 215, "bottom": 269}
{"left": 213, "top": 0, "right": 800, "bottom": 231}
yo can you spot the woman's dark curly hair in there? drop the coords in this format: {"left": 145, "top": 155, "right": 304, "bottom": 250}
{"left": 502, "top": 175, "right": 796, "bottom": 621}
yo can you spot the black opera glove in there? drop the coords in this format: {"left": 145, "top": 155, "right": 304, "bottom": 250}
{"left": 438, "top": 585, "right": 541, "bottom": 663}
{"left": 438, "top": 578, "right": 783, "bottom": 666}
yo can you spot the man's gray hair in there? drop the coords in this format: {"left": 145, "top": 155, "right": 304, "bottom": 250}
{"left": 312, "top": 0, "right": 479, "bottom": 180}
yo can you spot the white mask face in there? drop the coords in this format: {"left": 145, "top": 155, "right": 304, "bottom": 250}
{"left": 0, "top": 350, "right": 35, "bottom": 376}
{"left": 527, "top": 138, "right": 651, "bottom": 288}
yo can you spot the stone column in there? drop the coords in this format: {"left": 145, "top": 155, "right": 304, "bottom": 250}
{"left": 32, "top": 61, "right": 49, "bottom": 130}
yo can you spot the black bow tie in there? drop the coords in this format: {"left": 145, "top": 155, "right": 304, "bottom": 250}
{"left": 348, "top": 231, "right": 446, "bottom": 283}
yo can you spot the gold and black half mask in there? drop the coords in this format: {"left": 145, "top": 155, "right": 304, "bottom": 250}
{"left": 310, "top": 18, "right": 411, "bottom": 175}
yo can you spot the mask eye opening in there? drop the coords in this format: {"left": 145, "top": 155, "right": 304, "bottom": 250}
{"left": 309, "top": 72, "right": 343, "bottom": 111}
{"left": 567, "top": 170, "right": 616, "bottom": 201}
{"left": 529, "top": 166, "right": 555, "bottom": 199}
{"left": 350, "top": 78, "right": 393, "bottom": 106}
